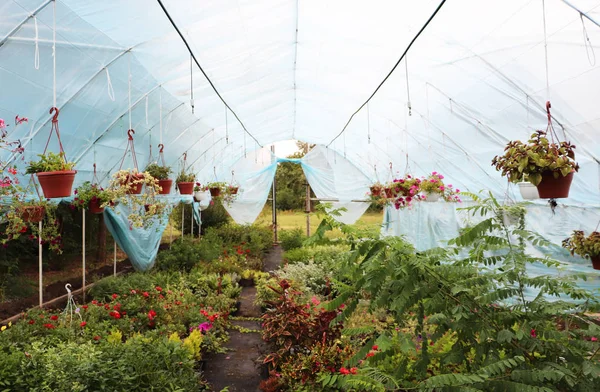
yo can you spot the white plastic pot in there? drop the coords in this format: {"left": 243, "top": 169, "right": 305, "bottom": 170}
{"left": 424, "top": 192, "right": 441, "bottom": 202}
{"left": 518, "top": 182, "right": 539, "bottom": 200}
{"left": 194, "top": 190, "right": 208, "bottom": 202}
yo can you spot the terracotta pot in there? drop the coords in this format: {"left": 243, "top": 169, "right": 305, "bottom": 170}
{"left": 158, "top": 179, "right": 173, "bottom": 195}
{"left": 210, "top": 187, "right": 221, "bottom": 197}
{"left": 121, "top": 173, "right": 144, "bottom": 195}
{"left": 518, "top": 182, "right": 539, "bottom": 200}
{"left": 384, "top": 188, "right": 394, "bottom": 198}
{"left": 536, "top": 172, "right": 574, "bottom": 199}
{"left": 36, "top": 170, "right": 77, "bottom": 198}
{"left": 425, "top": 192, "right": 440, "bottom": 202}
{"left": 592, "top": 255, "right": 600, "bottom": 271}
{"left": 370, "top": 186, "right": 382, "bottom": 197}
{"left": 144, "top": 204, "right": 151, "bottom": 213}
{"left": 177, "top": 182, "right": 194, "bottom": 195}
{"left": 229, "top": 187, "right": 239, "bottom": 195}
{"left": 19, "top": 206, "right": 45, "bottom": 223}
{"left": 88, "top": 198, "right": 104, "bottom": 214}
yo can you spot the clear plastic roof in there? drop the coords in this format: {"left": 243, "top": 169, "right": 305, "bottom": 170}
{"left": 1, "top": 0, "right": 599, "bottom": 205}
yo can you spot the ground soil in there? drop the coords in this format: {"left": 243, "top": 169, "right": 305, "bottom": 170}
{"left": 203, "top": 245, "right": 282, "bottom": 392}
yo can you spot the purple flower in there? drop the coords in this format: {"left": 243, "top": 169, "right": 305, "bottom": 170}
{"left": 198, "top": 322, "right": 212, "bottom": 332}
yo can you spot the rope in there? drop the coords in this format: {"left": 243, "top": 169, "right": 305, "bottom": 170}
{"left": 405, "top": 56, "right": 412, "bottom": 116}
{"left": 190, "top": 55, "right": 195, "bottom": 114}
{"left": 581, "top": 14, "right": 596, "bottom": 66}
{"left": 367, "top": 102, "right": 371, "bottom": 144}
{"left": 155, "top": 0, "right": 262, "bottom": 147}
{"left": 542, "top": 0, "right": 550, "bottom": 100}
{"left": 105, "top": 68, "right": 115, "bottom": 101}
{"left": 327, "top": 0, "right": 447, "bottom": 146}
{"left": 33, "top": 15, "right": 39, "bottom": 70}
{"left": 52, "top": 0, "right": 56, "bottom": 107}
{"left": 118, "top": 129, "right": 139, "bottom": 171}
{"left": 159, "top": 87, "right": 163, "bottom": 145}
{"left": 128, "top": 52, "right": 132, "bottom": 131}
{"left": 43, "top": 107, "right": 66, "bottom": 158}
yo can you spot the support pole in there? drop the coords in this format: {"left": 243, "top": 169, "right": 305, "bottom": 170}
{"left": 271, "top": 144, "right": 278, "bottom": 242}
{"left": 38, "top": 220, "right": 43, "bottom": 307}
{"left": 304, "top": 143, "right": 311, "bottom": 237}
{"left": 190, "top": 204, "right": 194, "bottom": 238}
{"left": 181, "top": 204, "right": 184, "bottom": 241}
{"left": 82, "top": 209, "right": 86, "bottom": 302}
{"left": 113, "top": 241, "right": 117, "bottom": 277}
{"left": 169, "top": 211, "right": 173, "bottom": 247}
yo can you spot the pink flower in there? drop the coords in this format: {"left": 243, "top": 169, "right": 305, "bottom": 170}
{"left": 439, "top": 186, "right": 445, "bottom": 191}
{"left": 432, "top": 171, "right": 437, "bottom": 175}
{"left": 0, "top": 119, "right": 5, "bottom": 129}
{"left": 311, "top": 296, "right": 321, "bottom": 306}
{"left": 592, "top": 337, "right": 598, "bottom": 342}
{"left": 456, "top": 189, "right": 460, "bottom": 193}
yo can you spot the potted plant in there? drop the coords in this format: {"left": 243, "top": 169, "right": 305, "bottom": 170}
{"left": 496, "top": 204, "right": 526, "bottom": 227}
{"left": 205, "top": 182, "right": 226, "bottom": 197}
{"left": 369, "top": 182, "right": 384, "bottom": 197}
{"left": 145, "top": 163, "right": 172, "bottom": 195}
{"left": 491, "top": 130, "right": 579, "bottom": 199}
{"left": 563, "top": 231, "right": 600, "bottom": 270}
{"left": 1, "top": 198, "right": 63, "bottom": 253}
{"left": 228, "top": 184, "right": 239, "bottom": 195}
{"left": 25, "top": 152, "right": 76, "bottom": 198}
{"left": 419, "top": 172, "right": 445, "bottom": 202}
{"left": 73, "top": 181, "right": 112, "bottom": 214}
{"left": 176, "top": 171, "right": 195, "bottom": 195}
{"left": 109, "top": 170, "right": 166, "bottom": 229}
{"left": 193, "top": 182, "right": 208, "bottom": 202}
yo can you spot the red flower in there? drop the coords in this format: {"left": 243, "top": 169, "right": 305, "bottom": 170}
{"left": 366, "top": 352, "right": 375, "bottom": 358}
{"left": 28, "top": 320, "right": 35, "bottom": 325}
{"left": 339, "top": 367, "right": 350, "bottom": 375}
{"left": 130, "top": 289, "right": 137, "bottom": 294}
{"left": 43, "top": 323, "right": 55, "bottom": 329}
{"left": 148, "top": 309, "right": 157, "bottom": 321}
{"left": 93, "top": 335, "right": 101, "bottom": 341}
{"left": 530, "top": 329, "right": 537, "bottom": 338}
{"left": 112, "top": 293, "right": 118, "bottom": 300}
{"left": 350, "top": 367, "right": 357, "bottom": 375}
{"left": 142, "top": 291, "right": 149, "bottom": 298}
{"left": 50, "top": 315, "right": 58, "bottom": 321}
{"left": 155, "top": 286, "right": 162, "bottom": 292}
{"left": 109, "top": 311, "right": 121, "bottom": 319}
{"left": 372, "top": 345, "right": 378, "bottom": 351}
{"left": 92, "top": 300, "right": 98, "bottom": 305}
{"left": 80, "top": 321, "right": 87, "bottom": 327}
{"left": 82, "top": 305, "right": 88, "bottom": 310}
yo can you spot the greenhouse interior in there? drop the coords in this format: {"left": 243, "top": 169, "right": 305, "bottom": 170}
{"left": 1, "top": 0, "right": 600, "bottom": 390}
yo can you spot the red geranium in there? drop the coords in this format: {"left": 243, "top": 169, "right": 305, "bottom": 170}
{"left": 109, "top": 311, "right": 121, "bottom": 319}
{"left": 112, "top": 293, "right": 118, "bottom": 300}
{"left": 142, "top": 291, "right": 149, "bottom": 298}
{"left": 80, "top": 321, "right": 87, "bottom": 328}
{"left": 339, "top": 367, "right": 350, "bottom": 375}
{"left": 147, "top": 309, "right": 157, "bottom": 321}
{"left": 50, "top": 315, "right": 58, "bottom": 321}
{"left": 155, "top": 286, "right": 162, "bottom": 292}
{"left": 43, "top": 323, "right": 55, "bottom": 329}
{"left": 28, "top": 320, "right": 35, "bottom": 325}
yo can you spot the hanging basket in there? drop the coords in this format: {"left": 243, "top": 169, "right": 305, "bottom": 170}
{"left": 158, "top": 179, "right": 173, "bottom": 195}
{"left": 536, "top": 172, "right": 574, "bottom": 199}
{"left": 36, "top": 170, "right": 77, "bottom": 198}
{"left": 370, "top": 186, "right": 382, "bottom": 197}
{"left": 194, "top": 190, "right": 209, "bottom": 202}
{"left": 121, "top": 173, "right": 144, "bottom": 195}
{"left": 384, "top": 188, "right": 394, "bottom": 199}
{"left": 18, "top": 205, "right": 45, "bottom": 223}
{"left": 88, "top": 199, "right": 105, "bottom": 214}
{"left": 209, "top": 187, "right": 221, "bottom": 197}
{"left": 518, "top": 182, "right": 539, "bottom": 200}
{"left": 591, "top": 255, "right": 600, "bottom": 271}
{"left": 177, "top": 182, "right": 194, "bottom": 195}
{"left": 424, "top": 192, "right": 441, "bottom": 202}
{"left": 229, "top": 186, "right": 239, "bottom": 195}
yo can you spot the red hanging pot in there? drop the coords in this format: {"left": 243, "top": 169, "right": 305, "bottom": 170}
{"left": 370, "top": 186, "right": 382, "bottom": 197}
{"left": 177, "top": 182, "right": 194, "bottom": 195}
{"left": 19, "top": 206, "right": 45, "bottom": 223}
{"left": 121, "top": 173, "right": 144, "bottom": 195}
{"left": 591, "top": 255, "right": 600, "bottom": 270}
{"left": 36, "top": 170, "right": 77, "bottom": 198}
{"left": 88, "top": 198, "right": 104, "bottom": 214}
{"left": 158, "top": 179, "right": 173, "bottom": 195}
{"left": 384, "top": 188, "right": 394, "bottom": 199}
{"left": 229, "top": 186, "right": 239, "bottom": 195}
{"left": 536, "top": 172, "right": 574, "bottom": 199}
{"left": 209, "top": 187, "right": 221, "bottom": 197}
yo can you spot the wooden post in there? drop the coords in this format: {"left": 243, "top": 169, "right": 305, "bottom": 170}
{"left": 38, "top": 220, "right": 43, "bottom": 307}
{"left": 271, "top": 144, "right": 278, "bottom": 242}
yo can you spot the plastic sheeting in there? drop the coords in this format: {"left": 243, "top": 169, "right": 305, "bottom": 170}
{"left": 103, "top": 195, "right": 202, "bottom": 272}
{"left": 382, "top": 202, "right": 600, "bottom": 293}
{"left": 222, "top": 145, "right": 371, "bottom": 224}
{"left": 1, "top": 0, "right": 598, "bottom": 210}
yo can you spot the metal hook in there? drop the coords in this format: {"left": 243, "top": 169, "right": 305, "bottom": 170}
{"left": 183, "top": 152, "right": 187, "bottom": 161}
{"left": 158, "top": 143, "right": 164, "bottom": 153}
{"left": 127, "top": 129, "right": 135, "bottom": 140}
{"left": 49, "top": 107, "right": 60, "bottom": 123}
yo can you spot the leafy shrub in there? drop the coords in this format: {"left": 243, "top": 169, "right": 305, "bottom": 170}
{"left": 209, "top": 223, "right": 272, "bottom": 256}
{"left": 199, "top": 198, "right": 230, "bottom": 231}
{"left": 283, "top": 244, "right": 350, "bottom": 268}
{"left": 279, "top": 228, "right": 306, "bottom": 251}
{"left": 155, "top": 237, "right": 221, "bottom": 272}
{"left": 276, "top": 261, "right": 333, "bottom": 298}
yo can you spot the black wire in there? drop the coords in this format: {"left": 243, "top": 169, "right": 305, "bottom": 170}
{"left": 155, "top": 0, "right": 262, "bottom": 147}
{"left": 327, "top": 0, "right": 448, "bottom": 147}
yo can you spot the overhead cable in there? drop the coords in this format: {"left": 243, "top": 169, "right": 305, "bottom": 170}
{"left": 327, "top": 0, "right": 447, "bottom": 147}
{"left": 155, "top": 0, "right": 262, "bottom": 147}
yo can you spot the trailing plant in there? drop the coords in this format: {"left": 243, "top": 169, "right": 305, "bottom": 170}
{"left": 491, "top": 130, "right": 579, "bottom": 186}
{"left": 419, "top": 171, "right": 462, "bottom": 202}
{"left": 72, "top": 181, "right": 111, "bottom": 210}
{"left": 563, "top": 230, "right": 600, "bottom": 260}
{"left": 144, "top": 163, "right": 171, "bottom": 180}
{"left": 25, "top": 151, "right": 75, "bottom": 174}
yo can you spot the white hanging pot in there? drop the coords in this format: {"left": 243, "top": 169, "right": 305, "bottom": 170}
{"left": 424, "top": 192, "right": 441, "bottom": 202}
{"left": 194, "top": 190, "right": 208, "bottom": 202}
{"left": 502, "top": 211, "right": 519, "bottom": 227}
{"left": 518, "top": 182, "right": 539, "bottom": 200}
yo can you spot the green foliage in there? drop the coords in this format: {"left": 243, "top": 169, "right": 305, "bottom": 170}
{"left": 207, "top": 223, "right": 273, "bottom": 256}
{"left": 155, "top": 237, "right": 221, "bottom": 272}
{"left": 175, "top": 171, "right": 195, "bottom": 183}
{"left": 145, "top": 163, "right": 172, "bottom": 180}
{"left": 563, "top": 230, "right": 600, "bottom": 259}
{"left": 279, "top": 228, "right": 306, "bottom": 251}
{"left": 73, "top": 181, "right": 112, "bottom": 209}
{"left": 25, "top": 151, "right": 75, "bottom": 174}
{"left": 491, "top": 130, "right": 579, "bottom": 185}
{"left": 275, "top": 151, "right": 314, "bottom": 211}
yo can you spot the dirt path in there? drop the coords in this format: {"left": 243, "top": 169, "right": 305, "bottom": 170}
{"left": 203, "top": 245, "right": 282, "bottom": 392}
